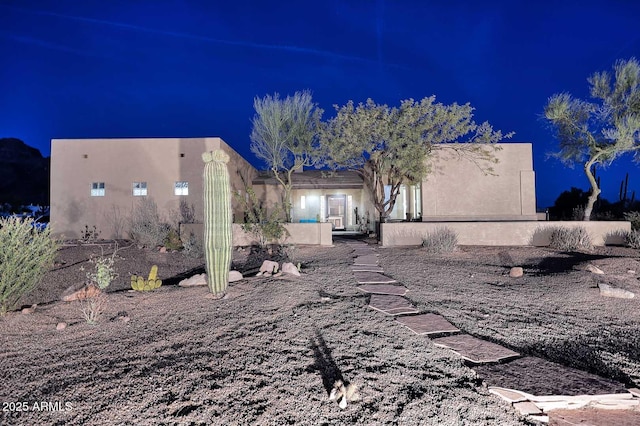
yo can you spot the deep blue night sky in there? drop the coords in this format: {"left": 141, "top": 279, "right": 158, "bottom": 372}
{"left": 1, "top": 0, "right": 639, "bottom": 209}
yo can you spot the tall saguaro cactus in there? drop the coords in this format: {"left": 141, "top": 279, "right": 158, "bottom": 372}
{"left": 202, "top": 150, "right": 233, "bottom": 298}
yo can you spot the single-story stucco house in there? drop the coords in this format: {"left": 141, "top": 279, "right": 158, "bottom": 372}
{"left": 49, "top": 137, "right": 538, "bottom": 242}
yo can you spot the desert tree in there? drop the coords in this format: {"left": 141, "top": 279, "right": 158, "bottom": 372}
{"left": 319, "top": 97, "right": 511, "bottom": 222}
{"left": 250, "top": 90, "right": 323, "bottom": 222}
{"left": 544, "top": 58, "right": 640, "bottom": 220}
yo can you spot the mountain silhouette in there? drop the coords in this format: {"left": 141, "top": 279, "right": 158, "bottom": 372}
{"left": 0, "top": 138, "right": 50, "bottom": 208}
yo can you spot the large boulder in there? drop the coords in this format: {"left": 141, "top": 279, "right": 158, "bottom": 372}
{"left": 282, "top": 262, "right": 301, "bottom": 276}
{"left": 178, "top": 273, "right": 207, "bottom": 287}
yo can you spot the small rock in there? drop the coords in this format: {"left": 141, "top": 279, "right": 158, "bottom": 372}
{"left": 509, "top": 267, "right": 523, "bottom": 278}
{"left": 228, "top": 270, "right": 243, "bottom": 282}
{"left": 273, "top": 271, "right": 283, "bottom": 277}
{"left": 599, "top": 283, "right": 635, "bottom": 299}
{"left": 178, "top": 273, "right": 207, "bottom": 287}
{"left": 263, "top": 272, "right": 272, "bottom": 277}
{"left": 159, "top": 246, "right": 167, "bottom": 253}
{"left": 21, "top": 306, "right": 35, "bottom": 314}
{"left": 585, "top": 264, "right": 604, "bottom": 274}
{"left": 118, "top": 315, "right": 130, "bottom": 323}
{"left": 256, "top": 271, "right": 263, "bottom": 277}
{"left": 627, "top": 270, "right": 636, "bottom": 275}
{"left": 259, "top": 260, "right": 279, "bottom": 274}
{"left": 56, "top": 322, "right": 67, "bottom": 331}
{"left": 282, "top": 262, "right": 301, "bottom": 276}
{"left": 61, "top": 284, "right": 101, "bottom": 302}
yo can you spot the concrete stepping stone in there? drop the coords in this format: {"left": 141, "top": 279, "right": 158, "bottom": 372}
{"left": 354, "top": 271, "right": 397, "bottom": 284}
{"left": 396, "top": 313, "right": 460, "bottom": 336}
{"left": 353, "top": 254, "right": 378, "bottom": 265}
{"left": 352, "top": 250, "right": 375, "bottom": 257}
{"left": 368, "top": 294, "right": 419, "bottom": 316}
{"left": 350, "top": 265, "right": 385, "bottom": 273}
{"left": 357, "top": 284, "right": 408, "bottom": 296}
{"left": 513, "top": 401, "right": 543, "bottom": 416}
{"left": 488, "top": 387, "right": 528, "bottom": 403}
{"left": 431, "top": 334, "right": 520, "bottom": 364}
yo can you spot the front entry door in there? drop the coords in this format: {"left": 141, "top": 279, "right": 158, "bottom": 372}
{"left": 327, "top": 195, "right": 346, "bottom": 230}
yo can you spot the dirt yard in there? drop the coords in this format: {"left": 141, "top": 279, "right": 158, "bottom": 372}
{"left": 1, "top": 240, "right": 639, "bottom": 425}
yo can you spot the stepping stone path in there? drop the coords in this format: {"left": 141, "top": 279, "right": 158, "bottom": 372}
{"left": 341, "top": 239, "right": 640, "bottom": 424}
{"left": 396, "top": 313, "right": 460, "bottom": 336}
{"left": 357, "top": 284, "right": 408, "bottom": 296}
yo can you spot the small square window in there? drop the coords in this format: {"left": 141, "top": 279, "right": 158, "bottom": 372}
{"left": 91, "top": 182, "right": 105, "bottom": 197}
{"left": 133, "top": 182, "right": 148, "bottom": 196}
{"left": 174, "top": 181, "right": 189, "bottom": 196}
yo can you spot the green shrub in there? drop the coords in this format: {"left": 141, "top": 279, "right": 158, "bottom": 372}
{"left": 623, "top": 211, "right": 640, "bottom": 231}
{"left": 624, "top": 230, "right": 640, "bottom": 249}
{"left": 548, "top": 226, "right": 593, "bottom": 251}
{"left": 235, "top": 186, "right": 289, "bottom": 247}
{"left": 0, "top": 216, "right": 59, "bottom": 314}
{"left": 421, "top": 227, "right": 458, "bottom": 254}
{"left": 129, "top": 197, "right": 171, "bottom": 248}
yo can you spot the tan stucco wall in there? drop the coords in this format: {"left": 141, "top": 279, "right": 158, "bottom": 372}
{"left": 380, "top": 221, "right": 631, "bottom": 247}
{"left": 50, "top": 137, "right": 256, "bottom": 239}
{"left": 421, "top": 143, "right": 537, "bottom": 220}
{"left": 180, "top": 223, "right": 333, "bottom": 246}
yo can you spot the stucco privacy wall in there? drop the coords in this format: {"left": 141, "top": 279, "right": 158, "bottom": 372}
{"left": 50, "top": 137, "right": 256, "bottom": 239}
{"left": 180, "top": 223, "right": 334, "bottom": 247}
{"left": 380, "top": 221, "right": 631, "bottom": 247}
{"left": 422, "top": 143, "right": 537, "bottom": 220}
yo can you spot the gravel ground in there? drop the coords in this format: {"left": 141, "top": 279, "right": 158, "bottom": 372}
{"left": 0, "top": 240, "right": 638, "bottom": 425}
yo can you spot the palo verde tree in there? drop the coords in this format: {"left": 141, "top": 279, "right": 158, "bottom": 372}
{"left": 319, "top": 97, "right": 511, "bottom": 222}
{"left": 544, "top": 58, "right": 640, "bottom": 220}
{"left": 250, "top": 90, "right": 323, "bottom": 222}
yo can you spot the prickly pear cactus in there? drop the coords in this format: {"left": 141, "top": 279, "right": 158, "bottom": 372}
{"left": 202, "top": 150, "right": 232, "bottom": 298}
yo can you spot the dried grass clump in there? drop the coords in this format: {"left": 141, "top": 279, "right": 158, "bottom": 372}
{"left": 129, "top": 197, "right": 171, "bottom": 248}
{"left": 548, "top": 226, "right": 593, "bottom": 251}
{"left": 623, "top": 211, "right": 640, "bottom": 231}
{"left": 624, "top": 230, "right": 640, "bottom": 249}
{"left": 421, "top": 227, "right": 458, "bottom": 254}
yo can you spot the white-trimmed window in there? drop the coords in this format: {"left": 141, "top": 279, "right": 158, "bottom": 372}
{"left": 133, "top": 182, "right": 148, "bottom": 196}
{"left": 91, "top": 182, "right": 105, "bottom": 197}
{"left": 174, "top": 181, "right": 189, "bottom": 196}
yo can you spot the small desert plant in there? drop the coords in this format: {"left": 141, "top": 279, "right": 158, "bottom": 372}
{"left": 80, "top": 225, "right": 100, "bottom": 243}
{"left": 129, "top": 197, "right": 171, "bottom": 248}
{"left": 84, "top": 246, "right": 119, "bottom": 290}
{"left": 179, "top": 198, "right": 197, "bottom": 224}
{"left": 548, "top": 226, "right": 593, "bottom": 251}
{"left": 78, "top": 246, "right": 119, "bottom": 324}
{"left": 164, "top": 228, "right": 183, "bottom": 250}
{"left": 182, "top": 232, "right": 204, "bottom": 258}
{"left": 624, "top": 230, "right": 640, "bottom": 249}
{"left": 103, "top": 204, "right": 127, "bottom": 239}
{"left": 421, "top": 227, "right": 458, "bottom": 254}
{"left": 623, "top": 211, "right": 640, "bottom": 231}
{"left": 79, "top": 293, "right": 107, "bottom": 325}
{"left": 0, "top": 216, "right": 59, "bottom": 315}
{"left": 281, "top": 244, "right": 297, "bottom": 263}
